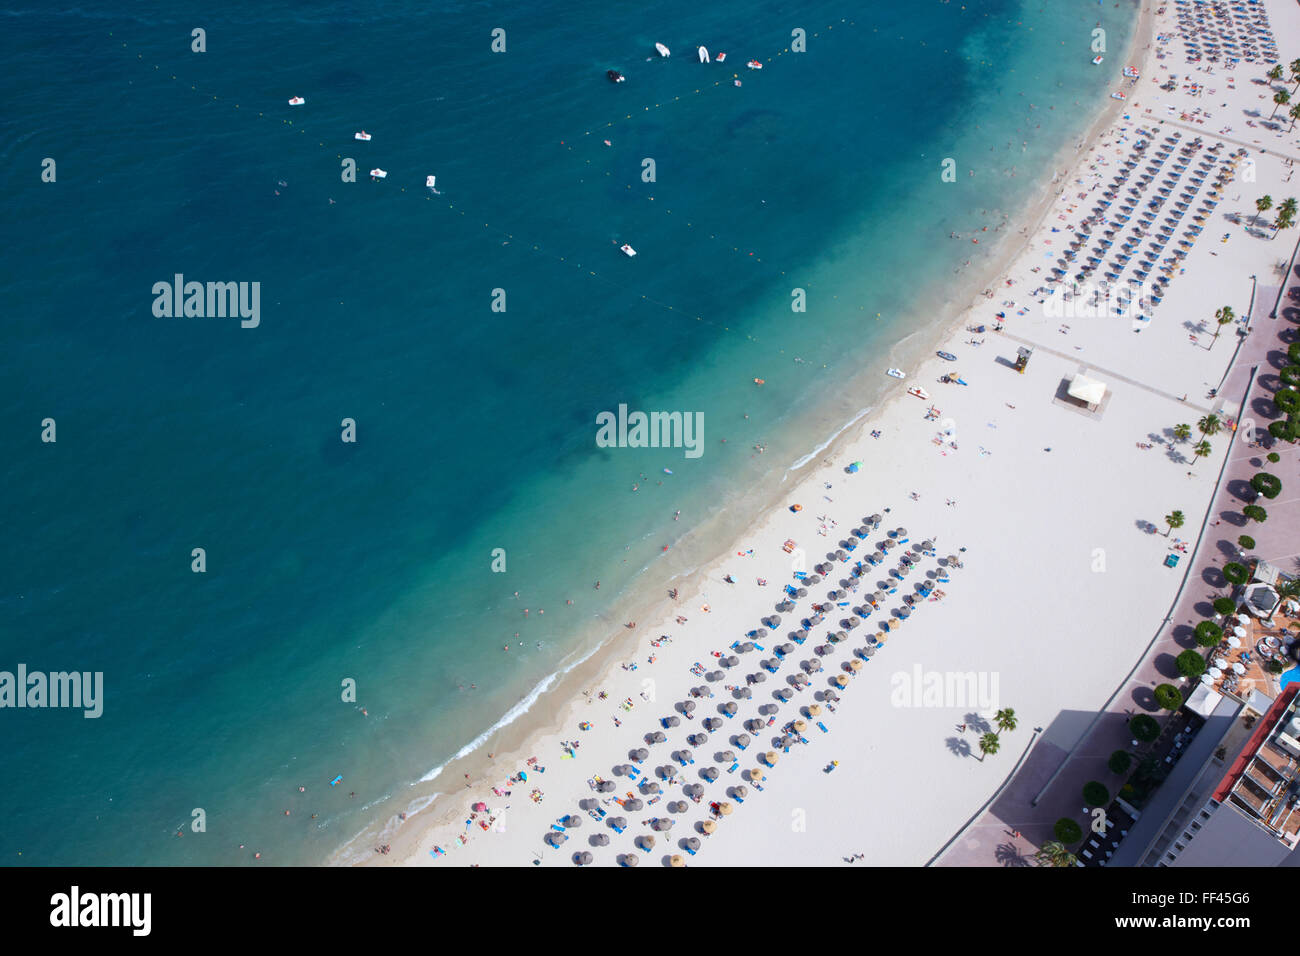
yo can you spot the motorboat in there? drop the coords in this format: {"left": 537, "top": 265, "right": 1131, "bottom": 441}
{"left": 886, "top": 368, "right": 905, "bottom": 379}
{"left": 1092, "top": 55, "right": 1104, "bottom": 65}
{"left": 747, "top": 59, "right": 763, "bottom": 69}
{"left": 655, "top": 42, "right": 670, "bottom": 57}
{"left": 369, "top": 168, "right": 387, "bottom": 180}
{"left": 288, "top": 96, "right": 305, "bottom": 106}
{"left": 1111, "top": 91, "right": 1126, "bottom": 100}
{"left": 620, "top": 243, "right": 637, "bottom": 257}
{"left": 698, "top": 46, "right": 710, "bottom": 63}
{"left": 936, "top": 351, "right": 957, "bottom": 361}
{"left": 907, "top": 386, "right": 930, "bottom": 400}
{"left": 425, "top": 175, "right": 439, "bottom": 192}
{"left": 607, "top": 69, "right": 625, "bottom": 83}
{"left": 354, "top": 130, "right": 372, "bottom": 141}
{"left": 715, "top": 52, "right": 726, "bottom": 62}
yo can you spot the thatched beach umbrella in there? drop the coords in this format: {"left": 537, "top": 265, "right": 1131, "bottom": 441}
{"left": 637, "top": 834, "right": 656, "bottom": 850}
{"left": 701, "top": 766, "right": 719, "bottom": 781}
{"left": 719, "top": 750, "right": 736, "bottom": 763}
{"left": 690, "top": 731, "right": 708, "bottom": 746}
{"left": 670, "top": 855, "right": 685, "bottom": 867}
{"left": 751, "top": 672, "right": 767, "bottom": 684}
{"left": 793, "top": 719, "right": 808, "bottom": 733}
{"left": 703, "top": 717, "right": 722, "bottom": 731}
{"left": 735, "top": 732, "right": 751, "bottom": 747}
{"left": 780, "top": 643, "right": 796, "bottom": 654}
{"left": 796, "top": 587, "right": 808, "bottom": 597}
{"left": 652, "top": 732, "right": 667, "bottom": 744}
{"left": 870, "top": 514, "right": 882, "bottom": 526}
{"left": 921, "top": 539, "right": 935, "bottom": 551}
{"left": 563, "top": 814, "right": 583, "bottom": 828}
{"left": 764, "top": 751, "right": 780, "bottom": 766}
{"left": 807, "top": 704, "right": 823, "bottom": 717}
{"left": 723, "top": 702, "right": 738, "bottom": 715}
{"left": 849, "top": 659, "right": 863, "bottom": 672}
{"left": 677, "top": 748, "right": 693, "bottom": 763}
{"left": 665, "top": 715, "right": 680, "bottom": 727}
{"left": 574, "top": 851, "right": 593, "bottom": 865}
{"left": 654, "top": 817, "right": 674, "bottom": 831}
{"left": 947, "top": 555, "right": 960, "bottom": 567}
{"left": 641, "top": 780, "right": 661, "bottom": 794}
{"left": 598, "top": 780, "right": 616, "bottom": 792}
{"left": 685, "top": 837, "right": 701, "bottom": 853}
{"left": 776, "top": 688, "right": 793, "bottom": 701}
{"left": 834, "top": 675, "right": 849, "bottom": 688}
{"left": 624, "top": 798, "right": 643, "bottom": 811}
{"left": 682, "top": 700, "right": 696, "bottom": 713}
{"left": 593, "top": 833, "right": 610, "bottom": 847}
{"left": 621, "top": 853, "right": 639, "bottom": 867}
{"left": 701, "top": 819, "right": 717, "bottom": 835}
{"left": 718, "top": 802, "right": 733, "bottom": 815}
{"left": 547, "top": 831, "right": 567, "bottom": 847}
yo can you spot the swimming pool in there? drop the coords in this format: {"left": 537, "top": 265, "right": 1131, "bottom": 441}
{"left": 1281, "top": 666, "right": 1300, "bottom": 691}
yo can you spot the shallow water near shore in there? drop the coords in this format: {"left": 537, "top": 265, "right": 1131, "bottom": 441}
{"left": 0, "top": 0, "right": 1136, "bottom": 864}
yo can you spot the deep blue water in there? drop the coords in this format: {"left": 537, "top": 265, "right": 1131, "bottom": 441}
{"left": 0, "top": 0, "right": 1136, "bottom": 864}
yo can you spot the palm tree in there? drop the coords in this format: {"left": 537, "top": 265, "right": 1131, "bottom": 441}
{"left": 1212, "top": 305, "right": 1235, "bottom": 346}
{"left": 1268, "top": 64, "right": 1284, "bottom": 85}
{"left": 1198, "top": 414, "right": 1222, "bottom": 438}
{"left": 994, "top": 708, "right": 1018, "bottom": 735}
{"left": 1275, "top": 199, "right": 1298, "bottom": 240}
{"left": 1290, "top": 58, "right": 1300, "bottom": 93}
{"left": 1290, "top": 102, "right": 1300, "bottom": 132}
{"left": 1165, "top": 510, "right": 1185, "bottom": 537}
{"left": 1192, "top": 439, "right": 1213, "bottom": 467}
{"left": 1035, "top": 841, "right": 1078, "bottom": 868}
{"left": 978, "top": 732, "right": 1000, "bottom": 761}
{"left": 1272, "top": 90, "right": 1292, "bottom": 121}
{"left": 1173, "top": 423, "right": 1192, "bottom": 443}
{"left": 1256, "top": 195, "right": 1274, "bottom": 228}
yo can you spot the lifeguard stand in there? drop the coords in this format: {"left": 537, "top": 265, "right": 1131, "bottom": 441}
{"left": 1014, "top": 346, "right": 1033, "bottom": 374}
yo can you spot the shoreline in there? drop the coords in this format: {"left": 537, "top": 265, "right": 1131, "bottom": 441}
{"left": 335, "top": 1, "right": 1159, "bottom": 867}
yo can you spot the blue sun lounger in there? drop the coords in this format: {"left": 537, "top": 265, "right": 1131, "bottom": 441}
{"left": 817, "top": 721, "right": 829, "bottom": 733}
{"left": 552, "top": 824, "right": 566, "bottom": 832}
{"left": 727, "top": 762, "right": 739, "bottom": 774}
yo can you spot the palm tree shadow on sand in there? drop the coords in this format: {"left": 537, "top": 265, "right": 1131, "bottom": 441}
{"left": 994, "top": 842, "right": 1033, "bottom": 867}
{"left": 945, "top": 737, "right": 973, "bottom": 759}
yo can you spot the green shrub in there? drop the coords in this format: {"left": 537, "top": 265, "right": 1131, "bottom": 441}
{"left": 1290, "top": 341, "right": 1300, "bottom": 364}
{"left": 1275, "top": 389, "right": 1300, "bottom": 415}
{"left": 1131, "top": 714, "right": 1160, "bottom": 742}
{"left": 1054, "top": 818, "right": 1084, "bottom": 844}
{"left": 1243, "top": 505, "right": 1268, "bottom": 525}
{"left": 1083, "top": 781, "right": 1110, "bottom": 807}
{"left": 1281, "top": 366, "right": 1300, "bottom": 388}
{"left": 1195, "top": 620, "right": 1224, "bottom": 646}
{"left": 1108, "top": 750, "right": 1132, "bottom": 775}
{"left": 1269, "top": 420, "right": 1292, "bottom": 441}
{"left": 1238, "top": 535, "right": 1256, "bottom": 551}
{"left": 1154, "top": 683, "right": 1183, "bottom": 711}
{"left": 1177, "top": 649, "right": 1207, "bottom": 678}
{"left": 1267, "top": 452, "right": 1281, "bottom": 463}
{"left": 1251, "top": 472, "right": 1282, "bottom": 499}
{"left": 1223, "top": 562, "right": 1250, "bottom": 585}
{"left": 1266, "top": 660, "right": 1284, "bottom": 675}
{"left": 1212, "top": 597, "right": 1237, "bottom": 616}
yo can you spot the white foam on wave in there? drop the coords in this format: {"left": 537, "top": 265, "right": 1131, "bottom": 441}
{"left": 416, "top": 638, "right": 605, "bottom": 784}
{"left": 784, "top": 405, "right": 874, "bottom": 478}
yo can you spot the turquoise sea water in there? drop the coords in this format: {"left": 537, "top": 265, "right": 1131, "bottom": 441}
{"left": 0, "top": 0, "right": 1137, "bottom": 864}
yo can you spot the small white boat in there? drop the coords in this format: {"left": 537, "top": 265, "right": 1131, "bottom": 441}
{"left": 887, "top": 368, "right": 906, "bottom": 379}
{"left": 907, "top": 386, "right": 930, "bottom": 400}
{"left": 1092, "top": 55, "right": 1104, "bottom": 66}
{"left": 370, "top": 168, "right": 387, "bottom": 180}
{"left": 288, "top": 96, "right": 305, "bottom": 106}
{"left": 733, "top": 79, "right": 742, "bottom": 87}
{"left": 747, "top": 59, "right": 763, "bottom": 70}
{"left": 354, "top": 130, "right": 372, "bottom": 141}
{"left": 655, "top": 42, "right": 670, "bottom": 57}
{"left": 425, "top": 175, "right": 439, "bottom": 192}
{"left": 1111, "top": 91, "right": 1126, "bottom": 100}
{"left": 698, "top": 46, "right": 710, "bottom": 63}
{"left": 620, "top": 243, "right": 637, "bottom": 257}
{"left": 715, "top": 52, "right": 727, "bottom": 63}
{"left": 1123, "top": 66, "right": 1140, "bottom": 78}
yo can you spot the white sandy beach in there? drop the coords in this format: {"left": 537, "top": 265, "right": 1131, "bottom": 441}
{"left": 359, "top": 0, "right": 1300, "bottom": 868}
